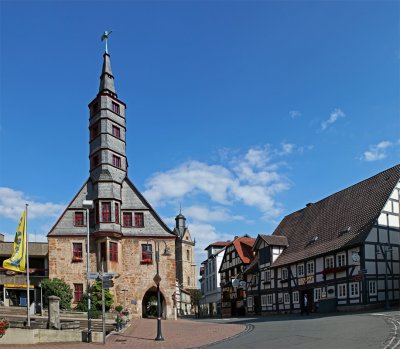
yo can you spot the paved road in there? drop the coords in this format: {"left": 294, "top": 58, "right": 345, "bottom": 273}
{"left": 201, "top": 310, "right": 400, "bottom": 349}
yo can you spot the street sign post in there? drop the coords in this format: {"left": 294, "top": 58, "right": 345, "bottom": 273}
{"left": 88, "top": 272, "right": 100, "bottom": 280}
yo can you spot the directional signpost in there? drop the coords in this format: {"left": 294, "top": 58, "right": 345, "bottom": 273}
{"left": 99, "top": 271, "right": 117, "bottom": 344}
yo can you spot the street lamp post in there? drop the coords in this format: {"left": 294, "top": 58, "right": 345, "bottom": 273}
{"left": 376, "top": 244, "right": 392, "bottom": 310}
{"left": 152, "top": 240, "right": 171, "bottom": 341}
{"left": 83, "top": 200, "right": 94, "bottom": 342}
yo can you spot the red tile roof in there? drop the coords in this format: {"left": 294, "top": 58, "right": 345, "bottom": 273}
{"left": 232, "top": 236, "right": 256, "bottom": 264}
{"left": 204, "top": 241, "right": 231, "bottom": 250}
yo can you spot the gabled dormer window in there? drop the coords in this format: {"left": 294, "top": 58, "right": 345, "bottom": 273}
{"left": 74, "top": 212, "right": 84, "bottom": 226}
{"left": 134, "top": 212, "right": 144, "bottom": 227}
{"left": 123, "top": 212, "right": 132, "bottom": 227}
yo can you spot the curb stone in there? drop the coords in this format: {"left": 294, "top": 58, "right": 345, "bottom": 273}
{"left": 188, "top": 323, "right": 255, "bottom": 349}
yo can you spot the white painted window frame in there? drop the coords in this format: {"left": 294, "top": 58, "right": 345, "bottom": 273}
{"left": 282, "top": 268, "right": 288, "bottom": 280}
{"left": 337, "top": 252, "right": 346, "bottom": 267}
{"left": 350, "top": 282, "right": 360, "bottom": 297}
{"left": 293, "top": 291, "right": 299, "bottom": 303}
{"left": 325, "top": 256, "right": 334, "bottom": 268}
{"left": 284, "top": 292, "right": 290, "bottom": 304}
{"left": 338, "top": 284, "right": 347, "bottom": 299}
{"left": 369, "top": 280, "right": 377, "bottom": 296}
{"left": 261, "top": 295, "right": 267, "bottom": 306}
{"left": 267, "top": 294, "right": 273, "bottom": 305}
{"left": 297, "top": 264, "right": 304, "bottom": 277}
{"left": 314, "top": 288, "right": 322, "bottom": 301}
{"left": 265, "top": 270, "right": 271, "bottom": 282}
{"left": 247, "top": 296, "right": 253, "bottom": 308}
{"left": 307, "top": 261, "right": 314, "bottom": 275}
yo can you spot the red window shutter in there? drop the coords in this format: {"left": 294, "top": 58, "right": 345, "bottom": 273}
{"left": 72, "top": 243, "right": 82, "bottom": 259}
{"left": 109, "top": 242, "right": 118, "bottom": 262}
{"left": 115, "top": 203, "right": 119, "bottom": 224}
{"left": 135, "top": 212, "right": 144, "bottom": 227}
{"left": 123, "top": 212, "right": 132, "bottom": 227}
{"left": 74, "top": 284, "right": 83, "bottom": 303}
{"left": 102, "top": 202, "right": 111, "bottom": 222}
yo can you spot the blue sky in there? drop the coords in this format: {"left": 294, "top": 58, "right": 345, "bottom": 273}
{"left": 0, "top": 1, "right": 399, "bottom": 268}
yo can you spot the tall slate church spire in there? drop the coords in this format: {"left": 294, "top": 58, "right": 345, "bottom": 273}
{"left": 88, "top": 52, "right": 127, "bottom": 184}
{"left": 48, "top": 40, "right": 178, "bottom": 320}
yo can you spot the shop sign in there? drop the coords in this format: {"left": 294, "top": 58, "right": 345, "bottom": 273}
{"left": 4, "top": 284, "right": 34, "bottom": 289}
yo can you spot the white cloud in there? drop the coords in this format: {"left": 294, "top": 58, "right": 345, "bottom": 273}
{"left": 184, "top": 205, "right": 245, "bottom": 222}
{"left": 321, "top": 108, "right": 345, "bottom": 130}
{"left": 187, "top": 222, "right": 232, "bottom": 265}
{"left": 361, "top": 141, "right": 393, "bottom": 162}
{"left": 144, "top": 146, "right": 290, "bottom": 219}
{"left": 0, "top": 187, "right": 65, "bottom": 220}
{"left": 289, "top": 110, "right": 301, "bottom": 119}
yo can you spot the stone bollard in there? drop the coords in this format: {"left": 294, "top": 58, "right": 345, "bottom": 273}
{"left": 48, "top": 295, "right": 61, "bottom": 329}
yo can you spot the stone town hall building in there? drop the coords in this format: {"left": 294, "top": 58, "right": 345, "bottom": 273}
{"left": 47, "top": 48, "right": 196, "bottom": 319}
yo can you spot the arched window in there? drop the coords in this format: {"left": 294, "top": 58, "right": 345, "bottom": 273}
{"left": 187, "top": 249, "right": 190, "bottom": 261}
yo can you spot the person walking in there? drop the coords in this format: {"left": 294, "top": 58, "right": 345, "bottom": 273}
{"left": 301, "top": 294, "right": 309, "bottom": 316}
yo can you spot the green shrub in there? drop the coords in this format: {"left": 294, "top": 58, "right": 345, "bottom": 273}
{"left": 41, "top": 278, "right": 73, "bottom": 310}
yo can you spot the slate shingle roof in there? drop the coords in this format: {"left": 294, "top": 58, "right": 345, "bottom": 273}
{"left": 259, "top": 234, "right": 288, "bottom": 247}
{"left": 271, "top": 164, "right": 400, "bottom": 268}
{"left": 205, "top": 241, "right": 231, "bottom": 250}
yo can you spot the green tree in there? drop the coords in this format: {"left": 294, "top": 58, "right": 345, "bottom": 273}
{"left": 188, "top": 289, "right": 202, "bottom": 308}
{"left": 76, "top": 280, "right": 114, "bottom": 312}
{"left": 41, "top": 278, "right": 73, "bottom": 310}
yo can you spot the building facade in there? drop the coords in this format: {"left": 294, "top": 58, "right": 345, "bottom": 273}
{"left": 219, "top": 236, "right": 255, "bottom": 317}
{"left": 174, "top": 212, "right": 197, "bottom": 290}
{"left": 47, "top": 50, "right": 177, "bottom": 319}
{"left": 245, "top": 165, "right": 400, "bottom": 315}
{"left": 199, "top": 241, "right": 230, "bottom": 317}
{"left": 0, "top": 234, "right": 48, "bottom": 313}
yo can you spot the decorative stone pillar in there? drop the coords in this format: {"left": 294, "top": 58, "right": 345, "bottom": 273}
{"left": 48, "top": 295, "right": 61, "bottom": 329}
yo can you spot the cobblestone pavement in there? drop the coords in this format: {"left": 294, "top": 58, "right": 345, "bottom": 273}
{"left": 4, "top": 318, "right": 246, "bottom": 349}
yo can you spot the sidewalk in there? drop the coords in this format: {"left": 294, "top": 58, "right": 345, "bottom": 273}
{"left": 4, "top": 318, "right": 246, "bottom": 348}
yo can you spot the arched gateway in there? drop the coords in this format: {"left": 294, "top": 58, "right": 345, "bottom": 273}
{"left": 142, "top": 287, "right": 166, "bottom": 319}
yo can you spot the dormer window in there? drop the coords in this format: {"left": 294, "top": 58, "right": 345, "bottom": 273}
{"left": 74, "top": 212, "right": 85, "bottom": 226}
{"left": 134, "top": 212, "right": 144, "bottom": 227}
{"left": 112, "top": 102, "right": 120, "bottom": 114}
{"left": 123, "top": 212, "right": 132, "bottom": 227}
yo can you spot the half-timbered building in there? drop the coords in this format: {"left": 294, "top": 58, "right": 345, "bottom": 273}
{"left": 245, "top": 165, "right": 400, "bottom": 314}
{"left": 219, "top": 235, "right": 255, "bottom": 317}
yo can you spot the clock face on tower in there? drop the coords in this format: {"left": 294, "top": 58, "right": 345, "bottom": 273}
{"left": 352, "top": 253, "right": 360, "bottom": 262}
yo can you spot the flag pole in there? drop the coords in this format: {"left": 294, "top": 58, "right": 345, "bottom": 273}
{"left": 26, "top": 203, "right": 31, "bottom": 327}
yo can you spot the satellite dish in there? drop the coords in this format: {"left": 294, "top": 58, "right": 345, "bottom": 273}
{"left": 232, "top": 279, "right": 240, "bottom": 288}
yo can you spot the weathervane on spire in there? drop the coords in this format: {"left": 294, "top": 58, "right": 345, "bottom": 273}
{"left": 101, "top": 30, "right": 112, "bottom": 54}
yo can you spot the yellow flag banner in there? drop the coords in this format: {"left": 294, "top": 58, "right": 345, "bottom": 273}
{"left": 3, "top": 210, "right": 26, "bottom": 272}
